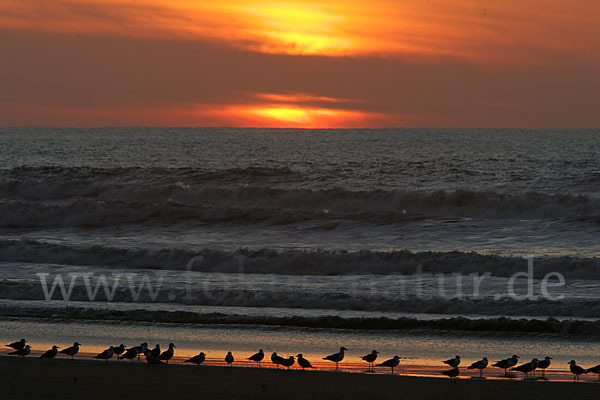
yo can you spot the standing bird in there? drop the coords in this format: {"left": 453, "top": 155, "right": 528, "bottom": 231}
{"left": 586, "top": 364, "right": 600, "bottom": 382}
{"left": 119, "top": 347, "right": 138, "bottom": 363}
{"left": 9, "top": 344, "right": 31, "bottom": 358}
{"left": 132, "top": 342, "right": 148, "bottom": 361}
{"left": 568, "top": 360, "right": 587, "bottom": 382}
{"left": 6, "top": 339, "right": 27, "bottom": 351}
{"left": 59, "top": 342, "right": 81, "bottom": 360}
{"left": 467, "top": 357, "right": 488, "bottom": 378}
{"left": 271, "top": 352, "right": 285, "bottom": 368}
{"left": 280, "top": 356, "right": 295, "bottom": 369}
{"left": 113, "top": 344, "right": 126, "bottom": 359}
{"left": 149, "top": 344, "right": 161, "bottom": 358}
{"left": 537, "top": 356, "right": 552, "bottom": 378}
{"left": 225, "top": 351, "right": 234, "bottom": 366}
{"left": 441, "top": 366, "right": 460, "bottom": 381}
{"left": 39, "top": 346, "right": 58, "bottom": 358}
{"left": 361, "top": 350, "right": 379, "bottom": 372}
{"left": 507, "top": 354, "right": 520, "bottom": 370}
{"left": 159, "top": 343, "right": 175, "bottom": 365}
{"left": 492, "top": 354, "right": 519, "bottom": 375}
{"left": 39, "top": 345, "right": 59, "bottom": 359}
{"left": 443, "top": 355, "right": 461, "bottom": 368}
{"left": 377, "top": 356, "right": 401, "bottom": 374}
{"left": 248, "top": 349, "right": 264, "bottom": 366}
{"left": 94, "top": 346, "right": 114, "bottom": 362}
{"left": 514, "top": 358, "right": 539, "bottom": 380}
{"left": 323, "top": 347, "right": 347, "bottom": 370}
{"left": 184, "top": 352, "right": 206, "bottom": 366}
{"left": 297, "top": 354, "right": 315, "bottom": 370}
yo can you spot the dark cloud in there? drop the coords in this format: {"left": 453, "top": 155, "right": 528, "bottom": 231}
{"left": 1, "top": 30, "right": 598, "bottom": 127}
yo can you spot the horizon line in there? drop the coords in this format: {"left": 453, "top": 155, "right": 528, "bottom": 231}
{"left": 2, "top": 126, "right": 599, "bottom": 131}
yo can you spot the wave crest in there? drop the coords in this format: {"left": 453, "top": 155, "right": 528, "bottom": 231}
{"left": 1, "top": 167, "right": 598, "bottom": 224}
{"left": 1, "top": 239, "right": 599, "bottom": 279}
{"left": 2, "top": 305, "right": 600, "bottom": 336}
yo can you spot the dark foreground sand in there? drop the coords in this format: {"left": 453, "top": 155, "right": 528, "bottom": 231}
{"left": 1, "top": 356, "right": 597, "bottom": 400}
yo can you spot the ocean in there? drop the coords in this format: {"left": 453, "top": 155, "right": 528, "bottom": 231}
{"left": 1, "top": 127, "right": 599, "bottom": 374}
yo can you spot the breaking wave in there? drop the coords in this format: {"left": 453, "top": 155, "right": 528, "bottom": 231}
{"left": 2, "top": 280, "right": 600, "bottom": 318}
{"left": 2, "top": 305, "right": 600, "bottom": 336}
{"left": 1, "top": 167, "right": 599, "bottom": 228}
{"left": 1, "top": 239, "right": 599, "bottom": 279}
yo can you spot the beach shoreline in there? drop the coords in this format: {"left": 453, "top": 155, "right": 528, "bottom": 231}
{"left": 3, "top": 316, "right": 600, "bottom": 383}
{"left": 1, "top": 356, "right": 598, "bottom": 400}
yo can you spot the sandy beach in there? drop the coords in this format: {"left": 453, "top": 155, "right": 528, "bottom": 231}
{"left": 1, "top": 356, "right": 598, "bottom": 400}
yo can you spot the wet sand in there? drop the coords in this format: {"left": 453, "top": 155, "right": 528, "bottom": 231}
{"left": 1, "top": 356, "right": 598, "bottom": 400}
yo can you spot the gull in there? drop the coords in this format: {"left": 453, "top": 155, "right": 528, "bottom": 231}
{"left": 271, "top": 352, "right": 285, "bottom": 368}
{"left": 443, "top": 355, "right": 461, "bottom": 368}
{"left": 184, "top": 352, "right": 206, "bottom": 366}
{"left": 323, "top": 347, "right": 347, "bottom": 370}
{"left": 568, "top": 360, "right": 587, "bottom": 382}
{"left": 9, "top": 344, "right": 31, "bottom": 359}
{"left": 132, "top": 342, "right": 148, "bottom": 361}
{"left": 492, "top": 354, "right": 519, "bottom": 375}
{"left": 149, "top": 344, "right": 161, "bottom": 358}
{"left": 225, "top": 351, "right": 234, "bottom": 366}
{"left": 119, "top": 347, "right": 138, "bottom": 363}
{"left": 248, "top": 349, "right": 264, "bottom": 366}
{"left": 159, "top": 343, "right": 176, "bottom": 365}
{"left": 59, "top": 342, "right": 81, "bottom": 360}
{"left": 113, "top": 344, "right": 126, "bottom": 359}
{"left": 586, "top": 364, "right": 600, "bottom": 382}
{"left": 280, "top": 356, "right": 295, "bottom": 369}
{"left": 145, "top": 353, "right": 165, "bottom": 366}
{"left": 537, "top": 356, "right": 552, "bottom": 378}
{"left": 467, "top": 357, "right": 488, "bottom": 378}
{"left": 6, "top": 339, "right": 27, "bottom": 351}
{"left": 377, "top": 356, "right": 400, "bottom": 374}
{"left": 94, "top": 346, "right": 114, "bottom": 362}
{"left": 514, "top": 358, "right": 539, "bottom": 380}
{"left": 39, "top": 345, "right": 59, "bottom": 359}
{"left": 297, "top": 354, "right": 315, "bottom": 370}
{"left": 507, "top": 355, "right": 520, "bottom": 370}
{"left": 361, "top": 350, "right": 379, "bottom": 372}
{"left": 441, "top": 366, "right": 459, "bottom": 381}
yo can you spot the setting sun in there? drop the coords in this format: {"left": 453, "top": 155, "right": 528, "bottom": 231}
{"left": 251, "top": 107, "right": 334, "bottom": 122}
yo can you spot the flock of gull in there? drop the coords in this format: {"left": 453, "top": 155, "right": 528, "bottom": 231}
{"left": 439, "top": 354, "right": 600, "bottom": 382}
{"left": 6, "top": 339, "right": 600, "bottom": 382}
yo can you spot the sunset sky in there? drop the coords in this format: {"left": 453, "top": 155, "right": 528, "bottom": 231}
{"left": 1, "top": 0, "right": 599, "bottom": 128}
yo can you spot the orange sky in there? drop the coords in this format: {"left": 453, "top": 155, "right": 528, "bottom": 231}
{"left": 1, "top": 0, "right": 599, "bottom": 128}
